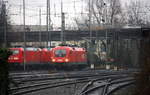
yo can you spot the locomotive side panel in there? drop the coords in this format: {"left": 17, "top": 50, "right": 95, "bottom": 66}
{"left": 41, "top": 49, "right": 51, "bottom": 63}
{"left": 8, "top": 48, "right": 24, "bottom": 64}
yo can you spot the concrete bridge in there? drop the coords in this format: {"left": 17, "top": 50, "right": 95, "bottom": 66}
{"left": 0, "top": 28, "right": 143, "bottom": 42}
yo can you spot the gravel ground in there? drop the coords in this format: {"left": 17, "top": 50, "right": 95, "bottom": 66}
{"left": 112, "top": 85, "right": 135, "bottom": 95}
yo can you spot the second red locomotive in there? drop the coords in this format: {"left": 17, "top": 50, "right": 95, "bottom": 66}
{"left": 50, "top": 46, "right": 88, "bottom": 67}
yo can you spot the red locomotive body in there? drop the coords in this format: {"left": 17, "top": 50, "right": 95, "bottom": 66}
{"left": 8, "top": 47, "right": 51, "bottom": 64}
{"left": 8, "top": 48, "right": 24, "bottom": 64}
{"left": 41, "top": 48, "right": 51, "bottom": 63}
{"left": 25, "top": 48, "right": 41, "bottom": 64}
{"left": 50, "top": 46, "right": 87, "bottom": 66}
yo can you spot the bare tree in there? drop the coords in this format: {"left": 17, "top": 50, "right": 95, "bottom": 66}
{"left": 107, "top": 0, "right": 122, "bottom": 26}
{"left": 91, "top": 0, "right": 105, "bottom": 25}
{"left": 75, "top": 0, "right": 123, "bottom": 30}
{"left": 127, "top": 0, "right": 147, "bottom": 26}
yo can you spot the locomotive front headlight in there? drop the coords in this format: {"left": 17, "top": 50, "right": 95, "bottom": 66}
{"left": 52, "top": 59, "right": 56, "bottom": 62}
{"left": 65, "top": 58, "right": 69, "bottom": 62}
{"left": 14, "top": 57, "right": 19, "bottom": 60}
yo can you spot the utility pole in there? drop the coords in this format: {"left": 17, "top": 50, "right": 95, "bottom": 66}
{"left": 89, "top": 0, "right": 92, "bottom": 41}
{"left": 61, "top": 13, "right": 65, "bottom": 43}
{"left": 23, "top": 0, "right": 26, "bottom": 71}
{"left": 46, "top": 0, "right": 51, "bottom": 48}
{"left": 20, "top": 2, "right": 22, "bottom": 25}
{"left": 46, "top": 0, "right": 49, "bottom": 47}
{"left": 88, "top": 0, "right": 95, "bottom": 69}
{"left": 105, "top": 4, "right": 108, "bottom": 60}
{"left": 61, "top": 0, "right": 65, "bottom": 43}
{"left": 48, "top": 0, "right": 51, "bottom": 48}
{"left": 104, "top": 3, "right": 110, "bottom": 69}
{"left": 23, "top": 0, "right": 25, "bottom": 30}
{"left": 39, "top": 8, "right": 42, "bottom": 47}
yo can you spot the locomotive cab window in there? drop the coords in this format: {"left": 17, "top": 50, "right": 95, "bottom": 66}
{"left": 55, "top": 49, "right": 66, "bottom": 57}
{"left": 12, "top": 50, "right": 19, "bottom": 55}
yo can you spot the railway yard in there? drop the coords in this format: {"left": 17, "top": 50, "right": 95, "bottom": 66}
{"left": 9, "top": 69, "right": 136, "bottom": 95}
{"left": 0, "top": 0, "right": 150, "bottom": 94}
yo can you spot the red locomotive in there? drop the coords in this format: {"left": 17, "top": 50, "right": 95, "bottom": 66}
{"left": 8, "top": 47, "right": 51, "bottom": 65}
{"left": 8, "top": 48, "right": 24, "bottom": 64}
{"left": 50, "top": 46, "right": 88, "bottom": 67}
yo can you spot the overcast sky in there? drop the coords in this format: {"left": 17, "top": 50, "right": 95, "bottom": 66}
{"left": 8, "top": 0, "right": 150, "bottom": 28}
{"left": 8, "top": 0, "right": 86, "bottom": 28}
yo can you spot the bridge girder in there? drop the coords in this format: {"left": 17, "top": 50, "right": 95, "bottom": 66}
{"left": 0, "top": 28, "right": 142, "bottom": 42}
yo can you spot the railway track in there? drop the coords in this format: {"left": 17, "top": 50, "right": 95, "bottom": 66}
{"left": 9, "top": 70, "right": 135, "bottom": 86}
{"left": 9, "top": 70, "right": 136, "bottom": 95}
{"left": 78, "top": 77, "right": 134, "bottom": 95}
{"left": 10, "top": 69, "right": 135, "bottom": 80}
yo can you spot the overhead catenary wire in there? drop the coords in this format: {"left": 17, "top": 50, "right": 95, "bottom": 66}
{"left": 9, "top": 0, "right": 150, "bottom": 30}
{"left": 9, "top": 0, "right": 86, "bottom": 24}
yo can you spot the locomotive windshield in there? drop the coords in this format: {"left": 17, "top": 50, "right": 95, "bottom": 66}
{"left": 55, "top": 49, "right": 66, "bottom": 57}
{"left": 11, "top": 50, "right": 19, "bottom": 55}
